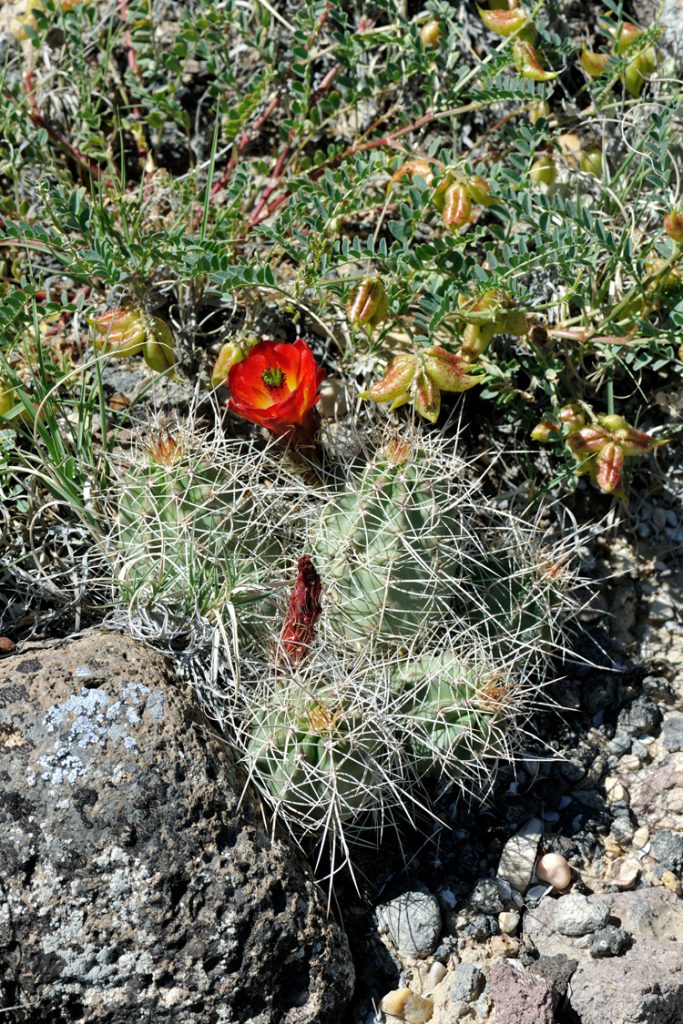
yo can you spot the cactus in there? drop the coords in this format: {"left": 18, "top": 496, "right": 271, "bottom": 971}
{"left": 112, "top": 429, "right": 290, "bottom": 624}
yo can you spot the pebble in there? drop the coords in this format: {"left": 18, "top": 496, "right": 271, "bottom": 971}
{"left": 630, "top": 739, "right": 650, "bottom": 761}
{"left": 381, "top": 989, "right": 434, "bottom": 1023}
{"left": 610, "top": 817, "right": 634, "bottom": 845}
{"left": 450, "top": 963, "right": 485, "bottom": 1004}
{"left": 0, "top": 636, "right": 16, "bottom": 653}
{"left": 469, "top": 878, "right": 506, "bottom": 914}
{"left": 588, "top": 925, "right": 631, "bottom": 958}
{"left": 618, "top": 754, "right": 642, "bottom": 772}
{"left": 617, "top": 696, "right": 662, "bottom": 737}
{"left": 427, "top": 962, "right": 447, "bottom": 988}
{"left": 497, "top": 817, "right": 542, "bottom": 893}
{"left": 604, "top": 777, "right": 629, "bottom": 806}
{"left": 605, "top": 856, "right": 640, "bottom": 890}
{"left": 632, "top": 826, "right": 650, "bottom": 849}
{"left": 607, "top": 733, "right": 631, "bottom": 756}
{"left": 661, "top": 714, "right": 683, "bottom": 753}
{"left": 498, "top": 910, "right": 520, "bottom": 935}
{"left": 376, "top": 892, "right": 442, "bottom": 959}
{"left": 651, "top": 829, "right": 683, "bottom": 873}
{"left": 555, "top": 894, "right": 610, "bottom": 937}
{"left": 535, "top": 853, "right": 572, "bottom": 891}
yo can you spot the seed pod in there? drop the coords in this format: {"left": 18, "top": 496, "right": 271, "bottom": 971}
{"left": 464, "top": 175, "right": 494, "bottom": 207}
{"left": 664, "top": 211, "right": 683, "bottom": 244}
{"left": 389, "top": 158, "right": 434, "bottom": 189}
{"left": 422, "top": 347, "right": 481, "bottom": 392}
{"left": 567, "top": 426, "right": 609, "bottom": 455}
{"left": 614, "top": 22, "right": 642, "bottom": 55}
{"left": 594, "top": 440, "right": 624, "bottom": 494}
{"left": 531, "top": 418, "right": 560, "bottom": 443}
{"left": 420, "top": 19, "right": 441, "bottom": 48}
{"left": 530, "top": 155, "right": 557, "bottom": 186}
{"left": 529, "top": 100, "right": 550, "bottom": 125}
{"left": 512, "top": 40, "right": 560, "bottom": 81}
{"left": 623, "top": 58, "right": 647, "bottom": 97}
{"left": 478, "top": 6, "right": 534, "bottom": 39}
{"left": 361, "top": 353, "right": 418, "bottom": 409}
{"left": 347, "top": 278, "right": 389, "bottom": 329}
{"left": 211, "top": 341, "right": 245, "bottom": 387}
{"left": 0, "top": 382, "right": 32, "bottom": 430}
{"left": 558, "top": 404, "right": 587, "bottom": 432}
{"left": 497, "top": 310, "right": 528, "bottom": 336}
{"left": 142, "top": 317, "right": 176, "bottom": 373}
{"left": 90, "top": 308, "right": 147, "bottom": 358}
{"left": 414, "top": 370, "right": 441, "bottom": 423}
{"left": 579, "top": 147, "right": 604, "bottom": 177}
{"left": 581, "top": 46, "right": 610, "bottom": 77}
{"left": 462, "top": 321, "right": 496, "bottom": 358}
{"left": 441, "top": 182, "right": 472, "bottom": 230}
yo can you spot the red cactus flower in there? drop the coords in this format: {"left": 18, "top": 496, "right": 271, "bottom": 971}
{"left": 227, "top": 338, "right": 325, "bottom": 438}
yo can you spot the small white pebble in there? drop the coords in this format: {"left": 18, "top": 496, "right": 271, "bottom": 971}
{"left": 498, "top": 910, "right": 520, "bottom": 935}
{"left": 535, "top": 852, "right": 572, "bottom": 890}
{"left": 632, "top": 826, "right": 650, "bottom": 849}
{"left": 427, "top": 961, "right": 447, "bottom": 988}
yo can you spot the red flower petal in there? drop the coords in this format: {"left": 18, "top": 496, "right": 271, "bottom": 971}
{"left": 227, "top": 338, "right": 324, "bottom": 432}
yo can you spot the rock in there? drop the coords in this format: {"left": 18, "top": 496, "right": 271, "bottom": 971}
{"left": 554, "top": 894, "right": 610, "bottom": 937}
{"left": 617, "top": 696, "right": 661, "bottom": 737}
{"left": 607, "top": 733, "right": 632, "bottom": 756}
{"left": 376, "top": 892, "right": 442, "bottom": 959}
{"left": 0, "top": 636, "right": 15, "bottom": 653}
{"left": 450, "top": 963, "right": 485, "bottom": 1004}
{"left": 525, "top": 954, "right": 577, "bottom": 1010}
{"left": 651, "top": 828, "right": 683, "bottom": 873}
{"left": 627, "top": 753, "right": 683, "bottom": 833}
{"left": 609, "top": 817, "right": 635, "bottom": 845}
{"left": 661, "top": 713, "right": 683, "bottom": 752}
{"left": 535, "top": 852, "right": 572, "bottom": 890}
{"left": 496, "top": 818, "right": 542, "bottom": 894}
{"left": 569, "top": 942, "right": 683, "bottom": 1024}
{"left": 381, "top": 989, "right": 433, "bottom": 1023}
{"left": 487, "top": 964, "right": 555, "bottom": 1024}
{"left": 469, "top": 878, "right": 506, "bottom": 914}
{"left": 498, "top": 911, "right": 520, "bottom": 935}
{"left": 587, "top": 925, "right": 631, "bottom": 958}
{"left": 605, "top": 856, "right": 640, "bottom": 890}
{"left": 0, "top": 634, "right": 354, "bottom": 1023}
{"left": 427, "top": 962, "right": 447, "bottom": 988}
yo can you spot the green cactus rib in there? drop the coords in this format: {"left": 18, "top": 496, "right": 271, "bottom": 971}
{"left": 246, "top": 685, "right": 384, "bottom": 824}
{"left": 117, "top": 452, "right": 278, "bottom": 615}
{"left": 312, "top": 448, "right": 461, "bottom": 643}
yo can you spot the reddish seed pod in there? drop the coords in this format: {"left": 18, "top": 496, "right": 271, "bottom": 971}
{"left": 664, "top": 211, "right": 683, "bottom": 243}
{"left": 347, "top": 278, "right": 389, "bottom": 329}
{"left": 442, "top": 182, "right": 472, "bottom": 229}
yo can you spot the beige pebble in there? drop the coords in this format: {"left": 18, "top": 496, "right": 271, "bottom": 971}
{"left": 403, "top": 993, "right": 434, "bottom": 1024}
{"left": 382, "top": 989, "right": 412, "bottom": 1018}
{"left": 606, "top": 856, "right": 640, "bottom": 890}
{"left": 632, "top": 826, "right": 650, "bottom": 849}
{"left": 427, "top": 961, "right": 447, "bottom": 988}
{"left": 604, "top": 776, "right": 629, "bottom": 805}
{"left": 535, "top": 852, "right": 572, "bottom": 890}
{"left": 661, "top": 870, "right": 682, "bottom": 896}
{"left": 498, "top": 910, "right": 520, "bottom": 935}
{"left": 619, "top": 754, "right": 641, "bottom": 772}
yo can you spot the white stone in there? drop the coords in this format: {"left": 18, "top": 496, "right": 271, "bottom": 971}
{"left": 535, "top": 852, "right": 572, "bottom": 891}
{"left": 497, "top": 817, "right": 542, "bottom": 893}
{"left": 498, "top": 910, "right": 520, "bottom": 935}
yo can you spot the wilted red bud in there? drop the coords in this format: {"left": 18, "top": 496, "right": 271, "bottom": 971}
{"left": 531, "top": 418, "right": 560, "bottom": 443}
{"left": 414, "top": 370, "right": 441, "bottom": 423}
{"left": 594, "top": 440, "right": 624, "bottom": 494}
{"left": 581, "top": 45, "right": 610, "bottom": 77}
{"left": 89, "top": 308, "right": 147, "bottom": 358}
{"left": 422, "top": 347, "right": 481, "bottom": 392}
{"left": 567, "top": 426, "right": 609, "bottom": 454}
{"left": 145, "top": 433, "right": 183, "bottom": 465}
{"left": 478, "top": 6, "right": 533, "bottom": 38}
{"left": 347, "top": 277, "right": 389, "bottom": 329}
{"left": 142, "top": 318, "right": 176, "bottom": 374}
{"left": 512, "top": 40, "right": 560, "bottom": 81}
{"left": 442, "top": 182, "right": 472, "bottom": 229}
{"left": 279, "top": 555, "right": 322, "bottom": 664}
{"left": 211, "top": 341, "right": 245, "bottom": 386}
{"left": 420, "top": 19, "right": 441, "bottom": 48}
{"left": 464, "top": 175, "right": 495, "bottom": 207}
{"left": 361, "top": 353, "right": 418, "bottom": 408}
{"left": 664, "top": 211, "right": 683, "bottom": 244}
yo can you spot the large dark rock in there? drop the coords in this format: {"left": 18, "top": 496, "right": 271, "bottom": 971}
{"left": 0, "top": 633, "right": 354, "bottom": 1023}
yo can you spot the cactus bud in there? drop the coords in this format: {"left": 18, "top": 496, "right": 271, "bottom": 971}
{"left": 512, "top": 40, "right": 560, "bottom": 81}
{"left": 422, "top": 347, "right": 481, "bottom": 392}
{"left": 464, "top": 175, "right": 495, "bottom": 207}
{"left": 530, "top": 154, "right": 557, "bottom": 185}
{"left": 347, "top": 278, "right": 389, "bottom": 329}
{"left": 581, "top": 46, "right": 610, "bottom": 77}
{"left": 441, "top": 182, "right": 472, "bottom": 229}
{"left": 664, "top": 211, "right": 683, "bottom": 244}
{"left": 90, "top": 308, "right": 147, "bottom": 358}
{"left": 478, "top": 6, "right": 534, "bottom": 39}
{"left": 142, "top": 317, "right": 176, "bottom": 373}
{"left": 211, "top": 341, "right": 245, "bottom": 387}
{"left": 420, "top": 19, "right": 441, "bottom": 48}
{"left": 361, "top": 353, "right": 418, "bottom": 409}
{"left": 145, "top": 433, "right": 183, "bottom": 465}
